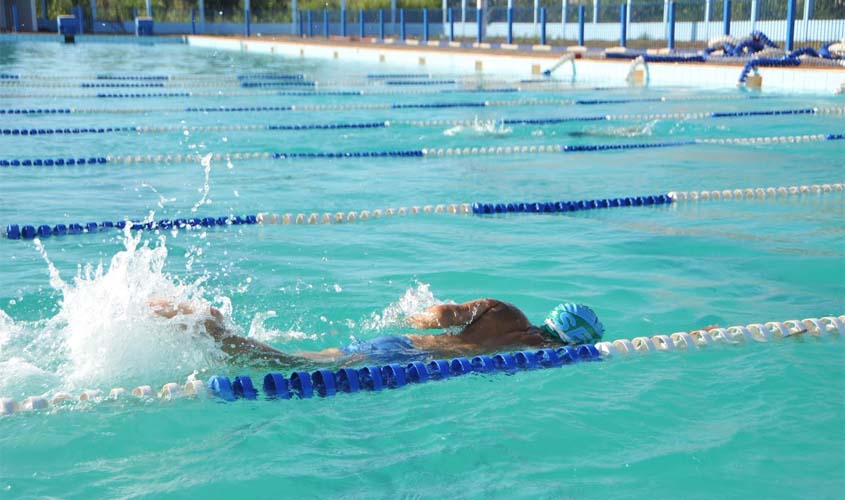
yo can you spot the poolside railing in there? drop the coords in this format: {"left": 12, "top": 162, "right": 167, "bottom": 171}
{"left": 24, "top": 1, "right": 845, "bottom": 49}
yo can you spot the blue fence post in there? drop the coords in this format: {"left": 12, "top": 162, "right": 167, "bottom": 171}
{"left": 299, "top": 10, "right": 304, "bottom": 36}
{"left": 667, "top": 1, "right": 675, "bottom": 50}
{"left": 323, "top": 7, "right": 329, "bottom": 38}
{"left": 400, "top": 9, "right": 405, "bottom": 40}
{"left": 245, "top": 2, "right": 251, "bottom": 37}
{"left": 359, "top": 9, "right": 365, "bottom": 38}
{"left": 476, "top": 6, "right": 483, "bottom": 43}
{"left": 449, "top": 7, "right": 454, "bottom": 41}
{"left": 423, "top": 9, "right": 429, "bottom": 42}
{"left": 507, "top": 7, "right": 513, "bottom": 44}
{"left": 11, "top": 5, "right": 19, "bottom": 32}
{"left": 785, "top": 0, "right": 796, "bottom": 51}
{"left": 73, "top": 5, "right": 84, "bottom": 33}
{"left": 341, "top": 7, "right": 346, "bottom": 37}
{"left": 578, "top": 5, "right": 585, "bottom": 45}
{"left": 379, "top": 9, "right": 385, "bottom": 40}
{"left": 723, "top": 0, "right": 731, "bottom": 36}
{"left": 191, "top": 9, "right": 196, "bottom": 34}
{"left": 619, "top": 3, "right": 627, "bottom": 47}
{"left": 307, "top": 10, "right": 313, "bottom": 37}
{"left": 540, "top": 7, "right": 547, "bottom": 45}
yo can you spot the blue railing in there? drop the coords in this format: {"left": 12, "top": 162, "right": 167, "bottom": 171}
{"left": 23, "top": 1, "right": 845, "bottom": 48}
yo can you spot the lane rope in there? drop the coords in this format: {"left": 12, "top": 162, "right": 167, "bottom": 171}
{"left": 4, "top": 183, "right": 841, "bottom": 241}
{"left": 0, "top": 94, "right": 771, "bottom": 112}
{"left": 2, "top": 314, "right": 841, "bottom": 414}
{"left": 3, "top": 106, "right": 840, "bottom": 138}
{"left": 2, "top": 132, "right": 841, "bottom": 168}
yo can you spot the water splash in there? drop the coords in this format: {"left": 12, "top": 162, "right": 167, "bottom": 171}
{"left": 572, "top": 120, "right": 658, "bottom": 139}
{"left": 0, "top": 230, "right": 230, "bottom": 397}
{"left": 443, "top": 116, "right": 512, "bottom": 137}
{"left": 191, "top": 152, "right": 214, "bottom": 213}
{"left": 359, "top": 282, "right": 450, "bottom": 335}
{"left": 247, "top": 310, "right": 317, "bottom": 343}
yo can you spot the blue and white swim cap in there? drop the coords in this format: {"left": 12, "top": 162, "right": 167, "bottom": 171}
{"left": 539, "top": 303, "right": 604, "bottom": 345}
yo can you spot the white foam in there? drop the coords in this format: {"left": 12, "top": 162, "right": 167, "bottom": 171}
{"left": 247, "top": 310, "right": 317, "bottom": 343}
{"left": 360, "top": 282, "right": 450, "bottom": 334}
{"left": 8, "top": 230, "right": 231, "bottom": 393}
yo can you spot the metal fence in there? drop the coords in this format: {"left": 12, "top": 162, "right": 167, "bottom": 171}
{"left": 28, "top": 0, "right": 845, "bottom": 47}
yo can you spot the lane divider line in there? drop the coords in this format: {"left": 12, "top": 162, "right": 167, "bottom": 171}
{"left": 2, "top": 315, "right": 841, "bottom": 414}
{"left": 3, "top": 183, "right": 841, "bottom": 241}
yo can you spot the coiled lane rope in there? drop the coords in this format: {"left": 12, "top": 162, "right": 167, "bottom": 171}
{"left": 1, "top": 315, "right": 841, "bottom": 414}
{"left": 3, "top": 106, "right": 837, "bottom": 137}
{"left": 2, "top": 132, "right": 842, "bottom": 168}
{"left": 0, "top": 94, "right": 768, "bottom": 111}
{"left": 4, "top": 183, "right": 841, "bottom": 240}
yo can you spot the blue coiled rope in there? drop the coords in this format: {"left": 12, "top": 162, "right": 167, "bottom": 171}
{"left": 561, "top": 140, "right": 695, "bottom": 152}
{"left": 236, "top": 73, "right": 306, "bottom": 80}
{"left": 240, "top": 81, "right": 316, "bottom": 88}
{"left": 471, "top": 193, "right": 672, "bottom": 214}
{"left": 738, "top": 57, "right": 802, "bottom": 83}
{"left": 604, "top": 53, "right": 706, "bottom": 63}
{"left": 278, "top": 90, "right": 364, "bottom": 96}
{"left": 207, "top": 345, "right": 602, "bottom": 402}
{"left": 4, "top": 214, "right": 260, "bottom": 240}
{"left": 367, "top": 73, "right": 429, "bottom": 79}
{"left": 384, "top": 79, "right": 457, "bottom": 85}
{"left": 390, "top": 102, "right": 487, "bottom": 109}
{"left": 95, "top": 92, "right": 192, "bottom": 98}
{"left": 1, "top": 73, "right": 20, "bottom": 79}
{"left": 81, "top": 83, "right": 166, "bottom": 88}
{"left": 96, "top": 74, "right": 169, "bottom": 80}
{"left": 1, "top": 126, "right": 134, "bottom": 136}
{"left": 183, "top": 106, "right": 293, "bottom": 112}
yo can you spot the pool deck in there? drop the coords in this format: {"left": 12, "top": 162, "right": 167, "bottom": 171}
{"left": 187, "top": 34, "right": 845, "bottom": 94}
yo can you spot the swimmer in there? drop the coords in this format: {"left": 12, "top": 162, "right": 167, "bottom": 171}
{"left": 149, "top": 298, "right": 604, "bottom": 368}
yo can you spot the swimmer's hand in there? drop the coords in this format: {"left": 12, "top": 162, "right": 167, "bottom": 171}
{"left": 148, "top": 297, "right": 196, "bottom": 318}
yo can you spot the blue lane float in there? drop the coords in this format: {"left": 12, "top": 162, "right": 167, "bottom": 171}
{"left": 367, "top": 73, "right": 430, "bottom": 79}
{"left": 236, "top": 73, "right": 306, "bottom": 80}
{"left": 96, "top": 74, "right": 169, "bottom": 80}
{"left": 5, "top": 214, "right": 259, "bottom": 240}
{"left": 95, "top": 92, "right": 192, "bottom": 98}
{"left": 470, "top": 194, "right": 673, "bottom": 215}
{"left": 207, "top": 345, "right": 601, "bottom": 403}
{"left": 81, "top": 82, "right": 166, "bottom": 88}
{"left": 240, "top": 81, "right": 316, "bottom": 88}
{"left": 384, "top": 79, "right": 457, "bottom": 85}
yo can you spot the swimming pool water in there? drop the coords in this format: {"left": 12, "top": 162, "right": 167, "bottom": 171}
{"left": 0, "top": 41, "right": 843, "bottom": 499}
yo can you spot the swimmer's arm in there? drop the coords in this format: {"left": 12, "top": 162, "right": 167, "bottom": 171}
{"left": 406, "top": 299, "right": 498, "bottom": 329}
{"left": 149, "top": 298, "right": 304, "bottom": 367}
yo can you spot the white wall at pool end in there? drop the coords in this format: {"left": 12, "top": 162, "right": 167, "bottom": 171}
{"left": 186, "top": 35, "right": 845, "bottom": 94}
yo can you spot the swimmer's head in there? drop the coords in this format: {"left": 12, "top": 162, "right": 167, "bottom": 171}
{"left": 538, "top": 303, "right": 604, "bottom": 345}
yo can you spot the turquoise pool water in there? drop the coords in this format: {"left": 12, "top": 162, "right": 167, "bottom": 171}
{"left": 0, "top": 41, "right": 843, "bottom": 499}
